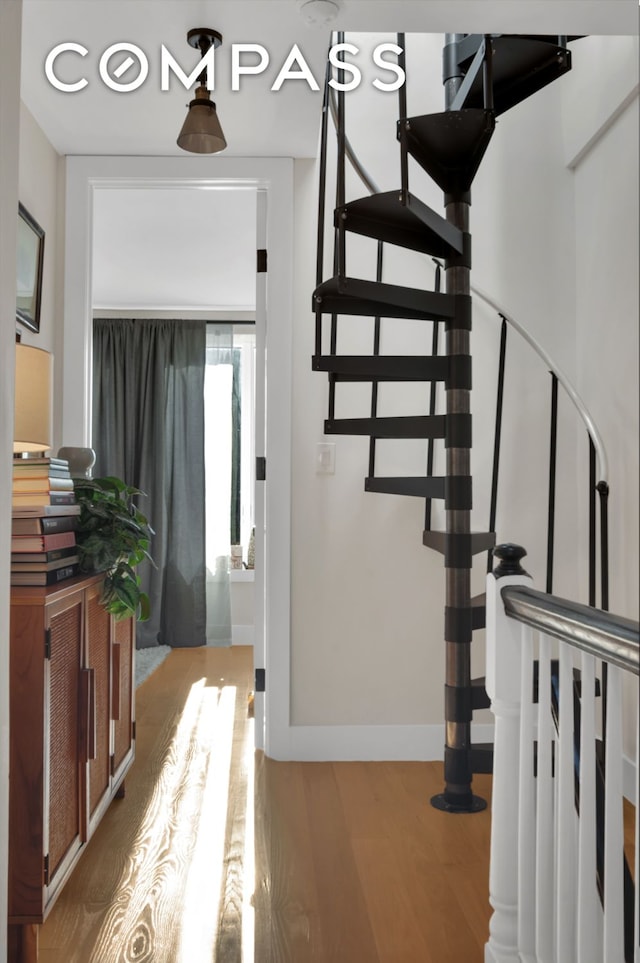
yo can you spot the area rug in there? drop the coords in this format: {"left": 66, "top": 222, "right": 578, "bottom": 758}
{"left": 135, "top": 644, "right": 172, "bottom": 688}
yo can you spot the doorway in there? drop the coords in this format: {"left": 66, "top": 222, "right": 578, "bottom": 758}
{"left": 63, "top": 156, "right": 294, "bottom": 756}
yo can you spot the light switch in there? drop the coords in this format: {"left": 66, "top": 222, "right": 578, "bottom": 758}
{"left": 316, "top": 442, "right": 336, "bottom": 474}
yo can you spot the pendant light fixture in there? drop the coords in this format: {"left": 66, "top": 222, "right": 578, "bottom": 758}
{"left": 177, "top": 28, "right": 227, "bottom": 154}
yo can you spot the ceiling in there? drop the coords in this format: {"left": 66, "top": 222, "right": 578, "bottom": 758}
{"left": 19, "top": 1, "right": 638, "bottom": 313}
{"left": 21, "top": 1, "right": 637, "bottom": 159}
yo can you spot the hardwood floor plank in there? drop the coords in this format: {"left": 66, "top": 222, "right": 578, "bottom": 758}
{"left": 254, "top": 757, "right": 329, "bottom": 962}
{"left": 351, "top": 836, "right": 437, "bottom": 963}
{"left": 302, "top": 764, "right": 381, "bottom": 963}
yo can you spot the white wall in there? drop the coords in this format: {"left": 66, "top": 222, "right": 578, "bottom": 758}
{"left": 287, "top": 33, "right": 638, "bottom": 758}
{"left": 230, "top": 572, "right": 255, "bottom": 646}
{"left": 18, "top": 104, "right": 64, "bottom": 448}
{"left": 0, "top": 3, "right": 23, "bottom": 956}
{"left": 563, "top": 36, "right": 639, "bottom": 621}
{"left": 563, "top": 37, "right": 639, "bottom": 771}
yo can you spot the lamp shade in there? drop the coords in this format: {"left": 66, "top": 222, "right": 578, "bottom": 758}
{"left": 177, "top": 85, "right": 227, "bottom": 154}
{"left": 14, "top": 344, "right": 53, "bottom": 453}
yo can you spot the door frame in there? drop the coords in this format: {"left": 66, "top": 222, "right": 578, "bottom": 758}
{"left": 63, "top": 155, "right": 293, "bottom": 758}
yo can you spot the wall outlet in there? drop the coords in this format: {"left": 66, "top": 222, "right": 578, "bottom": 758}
{"left": 316, "top": 442, "right": 336, "bottom": 474}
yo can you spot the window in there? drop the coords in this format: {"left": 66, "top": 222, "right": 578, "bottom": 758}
{"left": 204, "top": 323, "right": 255, "bottom": 571}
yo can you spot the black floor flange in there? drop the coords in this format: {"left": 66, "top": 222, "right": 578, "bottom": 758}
{"left": 430, "top": 792, "right": 487, "bottom": 813}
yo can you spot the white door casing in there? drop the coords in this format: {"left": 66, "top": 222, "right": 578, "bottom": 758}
{"left": 63, "top": 155, "right": 293, "bottom": 757}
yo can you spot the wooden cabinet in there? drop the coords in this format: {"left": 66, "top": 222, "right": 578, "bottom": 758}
{"left": 8, "top": 574, "right": 135, "bottom": 961}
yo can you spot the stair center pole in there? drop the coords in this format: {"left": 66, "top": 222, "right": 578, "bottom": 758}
{"left": 432, "top": 33, "right": 486, "bottom": 813}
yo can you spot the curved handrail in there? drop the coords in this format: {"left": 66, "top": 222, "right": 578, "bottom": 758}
{"left": 328, "top": 92, "right": 380, "bottom": 196}
{"left": 470, "top": 283, "right": 609, "bottom": 483}
{"left": 326, "top": 86, "right": 609, "bottom": 485}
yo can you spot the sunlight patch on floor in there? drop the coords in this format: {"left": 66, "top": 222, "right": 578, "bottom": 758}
{"left": 87, "top": 678, "right": 238, "bottom": 962}
{"left": 242, "top": 718, "right": 256, "bottom": 963}
{"left": 178, "top": 684, "right": 236, "bottom": 959}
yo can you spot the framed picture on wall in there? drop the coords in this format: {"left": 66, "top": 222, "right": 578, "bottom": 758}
{"left": 16, "top": 203, "right": 45, "bottom": 333}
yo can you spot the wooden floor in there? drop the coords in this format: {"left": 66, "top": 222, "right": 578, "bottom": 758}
{"left": 38, "top": 645, "right": 494, "bottom": 962}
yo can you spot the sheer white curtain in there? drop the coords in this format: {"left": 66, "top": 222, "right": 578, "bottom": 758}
{"left": 204, "top": 326, "right": 233, "bottom": 645}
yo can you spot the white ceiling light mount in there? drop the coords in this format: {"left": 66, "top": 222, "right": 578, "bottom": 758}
{"left": 298, "top": 0, "right": 341, "bottom": 26}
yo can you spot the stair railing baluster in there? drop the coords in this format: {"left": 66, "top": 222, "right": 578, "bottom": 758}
{"left": 397, "top": 33, "right": 409, "bottom": 197}
{"left": 328, "top": 203, "right": 338, "bottom": 420}
{"left": 425, "top": 262, "right": 442, "bottom": 532}
{"left": 587, "top": 436, "right": 607, "bottom": 758}
{"left": 315, "top": 41, "right": 332, "bottom": 358}
{"left": 487, "top": 315, "right": 507, "bottom": 571}
{"left": 589, "top": 436, "right": 597, "bottom": 607}
{"left": 598, "top": 481, "right": 610, "bottom": 612}
{"left": 336, "top": 31, "right": 346, "bottom": 279}
{"left": 546, "top": 373, "right": 559, "bottom": 593}
{"left": 598, "top": 476, "right": 610, "bottom": 762}
{"left": 482, "top": 34, "right": 494, "bottom": 112}
{"left": 368, "top": 241, "right": 384, "bottom": 479}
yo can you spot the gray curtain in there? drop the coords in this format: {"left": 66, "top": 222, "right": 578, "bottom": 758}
{"left": 92, "top": 318, "right": 206, "bottom": 648}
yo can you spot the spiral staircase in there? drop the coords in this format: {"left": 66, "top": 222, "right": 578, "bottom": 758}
{"left": 312, "top": 33, "right": 578, "bottom": 812}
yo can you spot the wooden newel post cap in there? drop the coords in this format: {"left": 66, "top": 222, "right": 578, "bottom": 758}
{"left": 492, "top": 543, "right": 528, "bottom": 578}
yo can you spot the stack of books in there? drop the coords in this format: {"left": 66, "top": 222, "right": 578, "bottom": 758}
{"left": 11, "top": 457, "right": 81, "bottom": 586}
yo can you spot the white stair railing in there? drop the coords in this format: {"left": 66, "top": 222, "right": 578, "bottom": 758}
{"left": 485, "top": 544, "right": 639, "bottom": 963}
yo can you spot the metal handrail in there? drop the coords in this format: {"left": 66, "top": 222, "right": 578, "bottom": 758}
{"left": 471, "top": 283, "right": 609, "bottom": 484}
{"left": 501, "top": 585, "right": 639, "bottom": 674}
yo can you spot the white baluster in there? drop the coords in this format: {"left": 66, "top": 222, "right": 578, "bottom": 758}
{"left": 536, "top": 633, "right": 556, "bottom": 963}
{"left": 576, "top": 653, "right": 603, "bottom": 963}
{"left": 485, "top": 552, "right": 533, "bottom": 963}
{"left": 603, "top": 665, "right": 624, "bottom": 962}
{"left": 518, "top": 623, "right": 537, "bottom": 959}
{"left": 556, "top": 644, "right": 577, "bottom": 963}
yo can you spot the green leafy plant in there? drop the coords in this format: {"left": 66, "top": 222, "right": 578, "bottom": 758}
{"left": 73, "top": 476, "right": 155, "bottom": 621}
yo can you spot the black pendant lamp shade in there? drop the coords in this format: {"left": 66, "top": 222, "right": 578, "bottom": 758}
{"left": 177, "top": 28, "right": 227, "bottom": 154}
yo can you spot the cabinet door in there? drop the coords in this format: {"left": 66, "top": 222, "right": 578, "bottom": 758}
{"left": 45, "top": 592, "right": 84, "bottom": 904}
{"left": 112, "top": 616, "right": 136, "bottom": 786}
{"left": 86, "top": 583, "right": 112, "bottom": 830}
{"left": 9, "top": 601, "right": 47, "bottom": 922}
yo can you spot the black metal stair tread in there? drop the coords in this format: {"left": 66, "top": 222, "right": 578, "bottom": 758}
{"left": 313, "top": 275, "right": 457, "bottom": 321}
{"left": 470, "top": 742, "right": 493, "bottom": 774}
{"left": 459, "top": 36, "right": 572, "bottom": 115}
{"left": 325, "top": 415, "right": 446, "bottom": 439}
{"left": 398, "top": 109, "right": 495, "bottom": 195}
{"left": 422, "top": 530, "right": 496, "bottom": 553}
{"left": 471, "top": 675, "right": 491, "bottom": 710}
{"left": 336, "top": 191, "right": 464, "bottom": 257}
{"left": 312, "top": 355, "right": 449, "bottom": 382}
{"left": 471, "top": 592, "right": 486, "bottom": 630}
{"left": 365, "top": 476, "right": 445, "bottom": 498}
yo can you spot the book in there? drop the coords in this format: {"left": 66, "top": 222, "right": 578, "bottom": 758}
{"left": 10, "top": 563, "right": 79, "bottom": 587}
{"left": 11, "top": 514, "right": 79, "bottom": 535}
{"left": 12, "top": 466, "right": 72, "bottom": 479}
{"left": 12, "top": 504, "right": 80, "bottom": 519}
{"left": 12, "top": 492, "right": 77, "bottom": 507}
{"left": 11, "top": 554, "right": 79, "bottom": 573}
{"left": 11, "top": 545, "right": 78, "bottom": 564}
{"left": 13, "top": 455, "right": 69, "bottom": 471}
{"left": 13, "top": 458, "right": 70, "bottom": 470}
{"left": 12, "top": 477, "right": 75, "bottom": 492}
{"left": 11, "top": 531, "right": 77, "bottom": 553}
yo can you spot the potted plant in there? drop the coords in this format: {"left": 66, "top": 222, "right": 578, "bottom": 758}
{"left": 73, "top": 476, "right": 154, "bottom": 621}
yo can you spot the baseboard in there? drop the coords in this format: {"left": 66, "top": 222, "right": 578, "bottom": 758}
{"left": 282, "top": 723, "right": 495, "bottom": 762}
{"left": 232, "top": 624, "right": 254, "bottom": 646}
